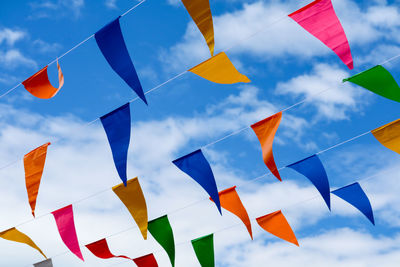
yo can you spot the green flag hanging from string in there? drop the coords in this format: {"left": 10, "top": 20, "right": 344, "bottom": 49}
{"left": 148, "top": 215, "right": 175, "bottom": 266}
{"left": 191, "top": 234, "right": 214, "bottom": 267}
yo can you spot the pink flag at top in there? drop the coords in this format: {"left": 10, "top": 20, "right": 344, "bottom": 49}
{"left": 289, "top": 0, "right": 353, "bottom": 69}
{"left": 51, "top": 205, "right": 84, "bottom": 261}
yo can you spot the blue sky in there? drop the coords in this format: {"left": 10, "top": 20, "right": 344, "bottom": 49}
{"left": 1, "top": 0, "right": 400, "bottom": 266}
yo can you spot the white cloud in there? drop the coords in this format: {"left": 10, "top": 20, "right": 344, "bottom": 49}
{"left": 0, "top": 28, "right": 26, "bottom": 46}
{"left": 30, "top": 0, "right": 85, "bottom": 19}
{"left": 0, "top": 49, "right": 37, "bottom": 69}
{"left": 105, "top": 0, "right": 118, "bottom": 9}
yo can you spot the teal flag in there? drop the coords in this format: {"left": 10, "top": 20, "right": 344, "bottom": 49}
{"left": 191, "top": 234, "right": 214, "bottom": 267}
{"left": 148, "top": 215, "right": 175, "bottom": 266}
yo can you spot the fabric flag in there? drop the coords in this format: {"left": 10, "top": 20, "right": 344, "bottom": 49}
{"left": 188, "top": 52, "right": 250, "bottom": 84}
{"left": 86, "top": 238, "right": 130, "bottom": 261}
{"left": 112, "top": 177, "right": 148, "bottom": 239}
{"left": 212, "top": 186, "right": 252, "bottom": 239}
{"left": 332, "top": 182, "right": 375, "bottom": 225}
{"left": 287, "top": 154, "right": 331, "bottom": 210}
{"left": 22, "top": 61, "right": 64, "bottom": 99}
{"left": 51, "top": 205, "right": 84, "bottom": 261}
{"left": 371, "top": 119, "right": 400, "bottom": 154}
{"left": 0, "top": 227, "right": 46, "bottom": 259}
{"left": 95, "top": 17, "right": 147, "bottom": 104}
{"left": 181, "top": 0, "right": 214, "bottom": 56}
{"left": 100, "top": 103, "right": 131, "bottom": 186}
{"left": 173, "top": 149, "right": 221, "bottom": 214}
{"left": 24, "top": 142, "right": 51, "bottom": 217}
{"left": 191, "top": 234, "right": 214, "bottom": 267}
{"left": 148, "top": 215, "right": 175, "bottom": 267}
{"left": 343, "top": 65, "right": 400, "bottom": 103}
{"left": 289, "top": 0, "right": 353, "bottom": 69}
{"left": 251, "top": 112, "right": 283, "bottom": 181}
{"left": 256, "top": 210, "right": 299, "bottom": 246}
{"left": 133, "top": 254, "right": 159, "bottom": 267}
{"left": 33, "top": 259, "right": 53, "bottom": 267}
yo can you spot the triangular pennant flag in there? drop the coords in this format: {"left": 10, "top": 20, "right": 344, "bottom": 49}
{"left": 95, "top": 17, "right": 147, "bottom": 104}
{"left": 191, "top": 234, "right": 214, "bottom": 267}
{"left": 173, "top": 149, "right": 221, "bottom": 214}
{"left": 85, "top": 238, "right": 131, "bottom": 261}
{"left": 211, "top": 186, "right": 252, "bottom": 239}
{"left": 34, "top": 258, "right": 53, "bottom": 267}
{"left": 112, "top": 177, "right": 148, "bottom": 239}
{"left": 0, "top": 227, "right": 47, "bottom": 259}
{"left": 148, "top": 215, "right": 175, "bottom": 267}
{"left": 251, "top": 112, "right": 282, "bottom": 181}
{"left": 51, "top": 205, "right": 84, "bottom": 261}
{"left": 181, "top": 0, "right": 215, "bottom": 56}
{"left": 287, "top": 154, "right": 331, "bottom": 210}
{"left": 256, "top": 210, "right": 299, "bottom": 246}
{"left": 371, "top": 119, "right": 400, "bottom": 154}
{"left": 332, "top": 182, "right": 375, "bottom": 225}
{"left": 343, "top": 65, "right": 400, "bottom": 103}
{"left": 22, "top": 60, "right": 64, "bottom": 99}
{"left": 24, "top": 142, "right": 51, "bottom": 217}
{"left": 289, "top": 0, "right": 353, "bottom": 69}
{"left": 100, "top": 103, "right": 131, "bottom": 186}
{"left": 133, "top": 253, "right": 159, "bottom": 267}
{"left": 188, "top": 52, "right": 250, "bottom": 84}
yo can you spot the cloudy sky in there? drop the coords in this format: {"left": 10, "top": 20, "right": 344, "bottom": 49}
{"left": 1, "top": 0, "right": 400, "bottom": 266}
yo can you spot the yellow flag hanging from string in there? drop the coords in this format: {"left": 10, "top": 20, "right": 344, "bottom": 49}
{"left": 0, "top": 227, "right": 46, "bottom": 259}
{"left": 188, "top": 52, "right": 250, "bottom": 84}
{"left": 371, "top": 119, "right": 400, "bottom": 154}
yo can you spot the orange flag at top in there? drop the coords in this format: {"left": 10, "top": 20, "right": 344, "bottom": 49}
{"left": 251, "top": 112, "right": 282, "bottom": 181}
{"left": 24, "top": 142, "right": 50, "bottom": 217}
{"left": 22, "top": 61, "right": 64, "bottom": 99}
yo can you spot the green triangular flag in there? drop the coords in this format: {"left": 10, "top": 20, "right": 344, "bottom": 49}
{"left": 191, "top": 234, "right": 214, "bottom": 267}
{"left": 343, "top": 65, "right": 400, "bottom": 102}
{"left": 148, "top": 215, "right": 175, "bottom": 266}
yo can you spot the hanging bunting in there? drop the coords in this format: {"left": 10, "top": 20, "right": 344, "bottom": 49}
{"left": 0, "top": 227, "right": 46, "bottom": 259}
{"left": 256, "top": 210, "right": 299, "bottom": 246}
{"left": 133, "top": 254, "right": 159, "bottom": 267}
{"left": 191, "top": 234, "right": 214, "bottom": 267}
{"left": 211, "top": 186, "right": 252, "bottom": 239}
{"left": 95, "top": 17, "right": 147, "bottom": 104}
{"left": 371, "top": 119, "right": 400, "bottom": 154}
{"left": 188, "top": 52, "right": 250, "bottom": 84}
{"left": 22, "top": 61, "right": 64, "bottom": 99}
{"left": 112, "top": 177, "right": 148, "bottom": 239}
{"left": 251, "top": 112, "right": 283, "bottom": 181}
{"left": 86, "top": 238, "right": 130, "bottom": 261}
{"left": 332, "top": 182, "right": 375, "bottom": 225}
{"left": 181, "top": 0, "right": 215, "bottom": 56}
{"left": 288, "top": 0, "right": 353, "bottom": 69}
{"left": 34, "top": 258, "right": 53, "bottom": 267}
{"left": 344, "top": 65, "right": 400, "bottom": 102}
{"left": 148, "top": 215, "right": 175, "bottom": 267}
{"left": 287, "top": 154, "right": 331, "bottom": 210}
{"left": 51, "top": 205, "right": 84, "bottom": 261}
{"left": 24, "top": 142, "right": 51, "bottom": 217}
{"left": 173, "top": 149, "right": 221, "bottom": 214}
{"left": 100, "top": 103, "right": 131, "bottom": 186}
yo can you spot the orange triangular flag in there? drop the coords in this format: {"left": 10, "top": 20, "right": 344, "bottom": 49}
{"left": 256, "top": 210, "right": 299, "bottom": 246}
{"left": 24, "top": 142, "right": 50, "bottom": 217}
{"left": 251, "top": 112, "right": 282, "bottom": 181}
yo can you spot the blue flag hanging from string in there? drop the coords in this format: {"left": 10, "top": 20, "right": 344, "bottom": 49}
{"left": 332, "top": 182, "right": 375, "bottom": 225}
{"left": 95, "top": 17, "right": 147, "bottom": 105}
{"left": 172, "top": 149, "right": 221, "bottom": 214}
{"left": 287, "top": 154, "right": 331, "bottom": 210}
{"left": 100, "top": 103, "right": 131, "bottom": 186}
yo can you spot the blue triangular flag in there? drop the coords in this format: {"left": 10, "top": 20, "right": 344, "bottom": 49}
{"left": 332, "top": 182, "right": 375, "bottom": 225}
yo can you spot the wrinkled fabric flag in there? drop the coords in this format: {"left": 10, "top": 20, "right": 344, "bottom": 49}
{"left": 191, "top": 234, "right": 214, "bottom": 267}
{"left": 33, "top": 258, "right": 53, "bottom": 267}
{"left": 181, "top": 0, "right": 214, "bottom": 56}
{"left": 24, "top": 142, "right": 51, "bottom": 217}
{"left": 148, "top": 215, "right": 175, "bottom": 267}
{"left": 133, "top": 253, "right": 159, "bottom": 267}
{"left": 22, "top": 61, "right": 64, "bottom": 99}
{"left": 287, "top": 154, "right": 331, "bottom": 210}
{"left": 51, "top": 205, "right": 84, "bottom": 261}
{"left": 173, "top": 149, "right": 221, "bottom": 214}
{"left": 371, "top": 119, "right": 400, "bottom": 154}
{"left": 332, "top": 182, "right": 375, "bottom": 225}
{"left": 95, "top": 17, "right": 147, "bottom": 104}
{"left": 289, "top": 0, "right": 353, "bottom": 69}
{"left": 86, "top": 238, "right": 131, "bottom": 261}
{"left": 344, "top": 65, "right": 400, "bottom": 103}
{"left": 188, "top": 52, "right": 250, "bottom": 84}
{"left": 0, "top": 227, "right": 46, "bottom": 259}
{"left": 112, "top": 177, "right": 148, "bottom": 239}
{"left": 100, "top": 103, "right": 131, "bottom": 186}
{"left": 251, "top": 112, "right": 282, "bottom": 181}
{"left": 256, "top": 210, "right": 299, "bottom": 246}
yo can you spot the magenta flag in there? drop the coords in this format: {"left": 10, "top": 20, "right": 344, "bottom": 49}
{"left": 289, "top": 0, "right": 353, "bottom": 69}
{"left": 51, "top": 205, "right": 84, "bottom": 261}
